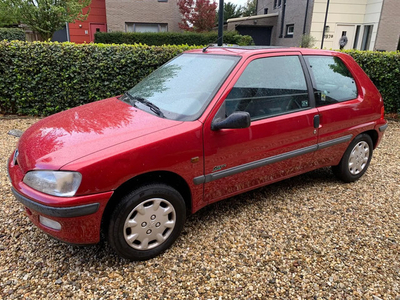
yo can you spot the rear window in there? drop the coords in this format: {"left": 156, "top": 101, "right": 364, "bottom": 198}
{"left": 304, "top": 56, "right": 358, "bottom": 106}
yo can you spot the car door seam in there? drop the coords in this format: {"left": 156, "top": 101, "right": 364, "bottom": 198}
{"left": 193, "top": 134, "right": 353, "bottom": 185}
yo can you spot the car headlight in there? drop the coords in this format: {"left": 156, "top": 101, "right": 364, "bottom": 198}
{"left": 23, "top": 171, "right": 82, "bottom": 197}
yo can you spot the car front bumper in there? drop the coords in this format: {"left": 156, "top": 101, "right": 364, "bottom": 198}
{"left": 8, "top": 152, "right": 113, "bottom": 245}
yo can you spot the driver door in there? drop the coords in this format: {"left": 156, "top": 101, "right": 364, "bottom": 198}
{"left": 202, "top": 52, "right": 319, "bottom": 203}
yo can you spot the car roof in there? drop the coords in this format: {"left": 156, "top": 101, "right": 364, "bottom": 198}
{"left": 185, "top": 46, "right": 340, "bottom": 58}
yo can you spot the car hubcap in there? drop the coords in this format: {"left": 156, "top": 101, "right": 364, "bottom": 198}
{"left": 348, "top": 141, "right": 370, "bottom": 175}
{"left": 123, "top": 198, "right": 176, "bottom": 250}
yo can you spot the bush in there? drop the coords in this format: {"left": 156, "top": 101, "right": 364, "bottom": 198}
{"left": 94, "top": 31, "right": 254, "bottom": 46}
{"left": 0, "top": 28, "right": 25, "bottom": 41}
{"left": 233, "top": 34, "right": 254, "bottom": 46}
{"left": 0, "top": 41, "right": 198, "bottom": 116}
{"left": 0, "top": 41, "right": 398, "bottom": 116}
{"left": 344, "top": 49, "right": 400, "bottom": 113}
{"left": 300, "top": 34, "right": 316, "bottom": 48}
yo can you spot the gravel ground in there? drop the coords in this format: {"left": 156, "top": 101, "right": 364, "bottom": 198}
{"left": 0, "top": 117, "right": 399, "bottom": 299}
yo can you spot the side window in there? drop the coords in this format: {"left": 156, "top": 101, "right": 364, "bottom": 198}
{"left": 224, "top": 56, "right": 310, "bottom": 120}
{"left": 305, "top": 56, "right": 358, "bottom": 107}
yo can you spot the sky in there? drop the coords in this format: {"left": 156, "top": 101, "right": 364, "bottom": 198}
{"left": 220, "top": 0, "right": 248, "bottom": 8}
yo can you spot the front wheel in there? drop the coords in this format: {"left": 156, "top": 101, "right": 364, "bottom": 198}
{"left": 107, "top": 183, "right": 186, "bottom": 260}
{"left": 332, "top": 133, "right": 373, "bottom": 183}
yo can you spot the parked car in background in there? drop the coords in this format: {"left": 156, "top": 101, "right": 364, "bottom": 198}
{"left": 8, "top": 47, "right": 388, "bottom": 260}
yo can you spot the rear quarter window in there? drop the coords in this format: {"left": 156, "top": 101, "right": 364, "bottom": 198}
{"left": 304, "top": 56, "right": 358, "bottom": 107}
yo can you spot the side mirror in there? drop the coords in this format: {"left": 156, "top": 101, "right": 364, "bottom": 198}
{"left": 211, "top": 111, "right": 251, "bottom": 131}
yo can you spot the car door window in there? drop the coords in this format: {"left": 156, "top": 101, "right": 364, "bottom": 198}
{"left": 223, "top": 56, "right": 310, "bottom": 120}
{"left": 304, "top": 56, "right": 358, "bottom": 107}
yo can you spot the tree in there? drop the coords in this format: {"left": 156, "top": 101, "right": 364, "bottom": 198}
{"left": 178, "top": 0, "right": 217, "bottom": 32}
{"left": 0, "top": 0, "right": 92, "bottom": 40}
{"left": 0, "top": 1, "right": 19, "bottom": 26}
{"left": 242, "top": 0, "right": 257, "bottom": 17}
{"left": 217, "top": 2, "right": 242, "bottom": 24}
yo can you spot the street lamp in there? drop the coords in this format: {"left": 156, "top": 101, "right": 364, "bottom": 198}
{"left": 321, "top": 0, "right": 330, "bottom": 49}
{"left": 218, "top": 0, "right": 224, "bottom": 46}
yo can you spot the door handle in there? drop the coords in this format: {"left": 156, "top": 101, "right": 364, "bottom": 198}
{"left": 313, "top": 115, "right": 320, "bottom": 129}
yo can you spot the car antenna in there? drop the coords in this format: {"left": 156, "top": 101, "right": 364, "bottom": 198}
{"left": 202, "top": 44, "right": 212, "bottom": 52}
{"left": 202, "top": 6, "right": 268, "bottom": 53}
{"left": 203, "top": 34, "right": 223, "bottom": 52}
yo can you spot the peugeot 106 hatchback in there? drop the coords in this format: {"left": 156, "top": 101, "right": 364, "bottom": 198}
{"left": 8, "top": 47, "right": 388, "bottom": 260}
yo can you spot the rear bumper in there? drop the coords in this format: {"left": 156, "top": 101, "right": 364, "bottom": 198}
{"left": 374, "top": 120, "right": 388, "bottom": 149}
{"left": 379, "top": 122, "right": 388, "bottom": 132}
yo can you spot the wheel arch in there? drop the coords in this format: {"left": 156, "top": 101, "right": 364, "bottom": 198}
{"left": 101, "top": 171, "right": 192, "bottom": 236}
{"left": 364, "top": 129, "right": 379, "bottom": 149}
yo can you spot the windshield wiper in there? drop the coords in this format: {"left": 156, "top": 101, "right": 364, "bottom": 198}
{"left": 123, "top": 92, "right": 165, "bottom": 118}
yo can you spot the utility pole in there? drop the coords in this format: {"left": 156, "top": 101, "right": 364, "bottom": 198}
{"left": 321, "top": 0, "right": 330, "bottom": 49}
{"left": 303, "top": 0, "right": 310, "bottom": 34}
{"left": 218, "top": 0, "right": 224, "bottom": 46}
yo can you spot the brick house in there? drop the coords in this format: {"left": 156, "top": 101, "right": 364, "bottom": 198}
{"left": 227, "top": 0, "right": 400, "bottom": 51}
{"left": 374, "top": 0, "right": 400, "bottom": 51}
{"left": 105, "top": 0, "right": 181, "bottom": 33}
{"left": 69, "top": 0, "right": 107, "bottom": 43}
{"left": 51, "top": 0, "right": 107, "bottom": 43}
{"left": 52, "top": 0, "right": 181, "bottom": 43}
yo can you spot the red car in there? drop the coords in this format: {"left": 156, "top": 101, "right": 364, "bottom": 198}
{"left": 8, "top": 47, "right": 388, "bottom": 260}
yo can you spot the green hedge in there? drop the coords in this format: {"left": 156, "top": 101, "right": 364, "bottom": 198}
{"left": 0, "top": 41, "right": 198, "bottom": 115}
{"left": 344, "top": 49, "right": 400, "bottom": 113}
{"left": 0, "top": 41, "right": 399, "bottom": 116}
{"left": 0, "top": 28, "right": 25, "bottom": 41}
{"left": 95, "top": 31, "right": 254, "bottom": 46}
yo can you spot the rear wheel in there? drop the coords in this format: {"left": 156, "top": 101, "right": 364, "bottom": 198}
{"left": 332, "top": 133, "right": 373, "bottom": 182}
{"left": 107, "top": 183, "right": 186, "bottom": 260}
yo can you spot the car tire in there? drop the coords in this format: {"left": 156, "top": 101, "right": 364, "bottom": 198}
{"left": 332, "top": 133, "right": 373, "bottom": 183}
{"left": 107, "top": 183, "right": 186, "bottom": 260}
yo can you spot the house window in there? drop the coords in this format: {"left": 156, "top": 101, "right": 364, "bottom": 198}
{"left": 126, "top": 23, "right": 168, "bottom": 33}
{"left": 353, "top": 25, "right": 361, "bottom": 49}
{"left": 361, "top": 25, "right": 373, "bottom": 50}
{"left": 285, "top": 24, "right": 294, "bottom": 37}
{"left": 274, "top": 0, "right": 282, "bottom": 8}
{"left": 264, "top": 8, "right": 268, "bottom": 14}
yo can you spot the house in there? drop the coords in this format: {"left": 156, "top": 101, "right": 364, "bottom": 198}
{"left": 68, "top": 0, "right": 107, "bottom": 43}
{"left": 227, "top": 0, "right": 400, "bottom": 51}
{"left": 51, "top": 0, "right": 181, "bottom": 43}
{"left": 52, "top": 0, "right": 107, "bottom": 43}
{"left": 105, "top": 0, "right": 181, "bottom": 33}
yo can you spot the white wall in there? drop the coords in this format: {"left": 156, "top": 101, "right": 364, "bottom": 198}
{"left": 309, "top": 0, "right": 383, "bottom": 50}
{"left": 362, "top": 0, "right": 383, "bottom": 50}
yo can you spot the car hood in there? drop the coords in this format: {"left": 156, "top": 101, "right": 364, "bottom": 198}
{"left": 17, "top": 97, "right": 182, "bottom": 173}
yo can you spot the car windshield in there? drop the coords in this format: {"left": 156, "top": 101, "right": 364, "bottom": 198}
{"left": 121, "top": 53, "right": 240, "bottom": 121}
